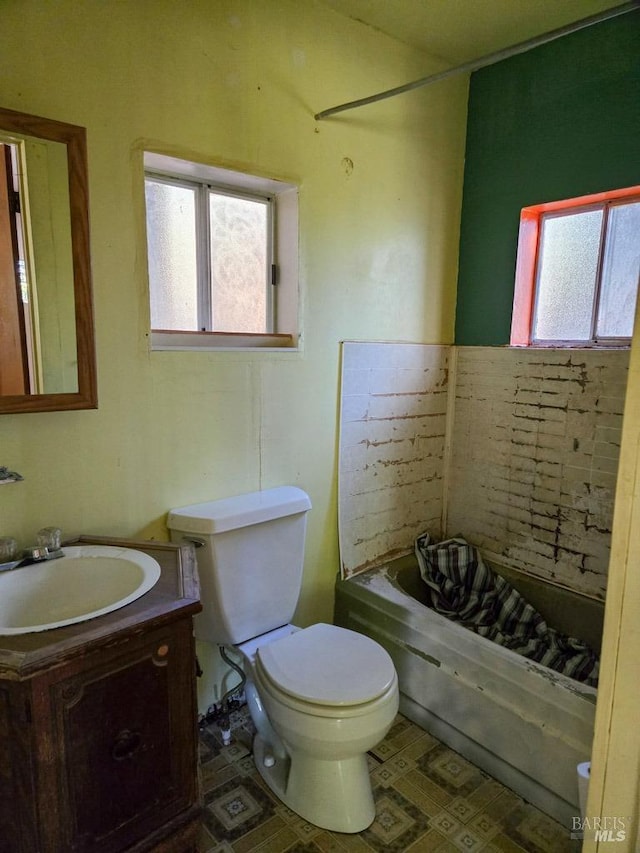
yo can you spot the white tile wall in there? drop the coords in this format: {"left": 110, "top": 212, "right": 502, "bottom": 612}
{"left": 338, "top": 342, "right": 449, "bottom": 579}
{"left": 338, "top": 343, "right": 629, "bottom": 597}
{"left": 446, "top": 347, "right": 629, "bottom": 599}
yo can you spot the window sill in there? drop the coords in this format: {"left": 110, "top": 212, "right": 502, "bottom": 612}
{"left": 151, "top": 330, "right": 297, "bottom": 352}
{"left": 509, "top": 342, "right": 630, "bottom": 350}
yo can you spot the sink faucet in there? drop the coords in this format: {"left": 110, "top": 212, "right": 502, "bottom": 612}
{"left": 36, "top": 527, "right": 63, "bottom": 551}
{"left": 0, "top": 527, "right": 64, "bottom": 571}
{"left": 21, "top": 528, "right": 64, "bottom": 564}
{"left": 0, "top": 537, "right": 22, "bottom": 572}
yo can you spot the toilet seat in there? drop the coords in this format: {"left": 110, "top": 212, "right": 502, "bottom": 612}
{"left": 256, "top": 623, "right": 396, "bottom": 710}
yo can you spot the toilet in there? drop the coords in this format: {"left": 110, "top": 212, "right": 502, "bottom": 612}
{"left": 167, "top": 486, "right": 399, "bottom": 833}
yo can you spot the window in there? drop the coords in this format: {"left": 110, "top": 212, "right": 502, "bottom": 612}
{"left": 144, "top": 153, "right": 299, "bottom": 350}
{"left": 511, "top": 186, "right": 640, "bottom": 346}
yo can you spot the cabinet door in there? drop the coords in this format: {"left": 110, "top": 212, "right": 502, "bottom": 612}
{"left": 0, "top": 684, "right": 40, "bottom": 852}
{"left": 52, "top": 621, "right": 197, "bottom": 852}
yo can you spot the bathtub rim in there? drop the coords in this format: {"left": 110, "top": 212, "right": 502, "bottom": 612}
{"left": 345, "top": 555, "right": 598, "bottom": 701}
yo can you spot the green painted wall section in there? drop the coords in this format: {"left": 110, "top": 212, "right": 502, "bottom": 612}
{"left": 456, "top": 14, "right": 640, "bottom": 346}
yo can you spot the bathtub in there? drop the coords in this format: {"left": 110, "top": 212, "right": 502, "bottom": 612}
{"left": 334, "top": 555, "right": 602, "bottom": 827}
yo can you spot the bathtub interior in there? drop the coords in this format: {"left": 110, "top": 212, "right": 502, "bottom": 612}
{"left": 395, "top": 557, "right": 604, "bottom": 653}
{"left": 334, "top": 555, "right": 601, "bottom": 828}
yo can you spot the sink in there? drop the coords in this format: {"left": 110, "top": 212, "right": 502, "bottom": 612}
{"left": 0, "top": 545, "right": 162, "bottom": 634}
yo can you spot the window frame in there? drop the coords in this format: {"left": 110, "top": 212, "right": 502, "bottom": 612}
{"left": 143, "top": 151, "right": 299, "bottom": 352}
{"left": 510, "top": 185, "right": 640, "bottom": 347}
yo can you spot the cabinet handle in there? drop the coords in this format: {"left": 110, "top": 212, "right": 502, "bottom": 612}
{"left": 111, "top": 728, "right": 143, "bottom": 761}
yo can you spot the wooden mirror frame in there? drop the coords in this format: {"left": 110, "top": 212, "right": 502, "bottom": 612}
{"left": 0, "top": 107, "right": 97, "bottom": 414}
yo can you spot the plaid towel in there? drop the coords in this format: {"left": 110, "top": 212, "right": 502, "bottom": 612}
{"left": 415, "top": 533, "right": 599, "bottom": 687}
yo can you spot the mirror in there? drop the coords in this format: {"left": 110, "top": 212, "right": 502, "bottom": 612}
{"left": 0, "top": 107, "right": 97, "bottom": 413}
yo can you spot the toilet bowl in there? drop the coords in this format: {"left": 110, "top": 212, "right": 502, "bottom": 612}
{"left": 167, "top": 487, "right": 400, "bottom": 832}
{"left": 238, "top": 623, "right": 399, "bottom": 833}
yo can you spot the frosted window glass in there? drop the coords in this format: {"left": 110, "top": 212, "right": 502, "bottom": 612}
{"left": 597, "top": 202, "right": 640, "bottom": 338}
{"left": 533, "top": 209, "right": 602, "bottom": 341}
{"left": 145, "top": 180, "right": 198, "bottom": 330}
{"left": 209, "top": 193, "right": 268, "bottom": 333}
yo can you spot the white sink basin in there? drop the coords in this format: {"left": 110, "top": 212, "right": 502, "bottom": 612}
{"left": 0, "top": 545, "right": 162, "bottom": 635}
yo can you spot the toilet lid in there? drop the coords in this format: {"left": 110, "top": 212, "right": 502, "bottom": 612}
{"left": 256, "top": 623, "right": 396, "bottom": 706}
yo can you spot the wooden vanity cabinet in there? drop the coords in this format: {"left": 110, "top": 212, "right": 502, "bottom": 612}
{"left": 0, "top": 538, "right": 202, "bottom": 853}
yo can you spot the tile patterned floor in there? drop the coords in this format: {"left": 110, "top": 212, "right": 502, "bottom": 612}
{"left": 196, "top": 707, "right": 580, "bottom": 853}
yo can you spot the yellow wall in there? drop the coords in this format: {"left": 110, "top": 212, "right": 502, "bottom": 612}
{"left": 0, "top": 0, "right": 467, "bottom": 629}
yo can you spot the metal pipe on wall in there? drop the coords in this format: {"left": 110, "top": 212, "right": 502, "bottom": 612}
{"left": 314, "top": 1, "right": 639, "bottom": 121}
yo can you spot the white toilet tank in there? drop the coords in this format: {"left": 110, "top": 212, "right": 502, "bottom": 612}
{"left": 167, "top": 487, "right": 312, "bottom": 645}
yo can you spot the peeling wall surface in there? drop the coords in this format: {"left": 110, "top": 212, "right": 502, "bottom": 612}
{"left": 338, "top": 342, "right": 449, "bottom": 578}
{"left": 338, "top": 343, "right": 629, "bottom": 596}
{"left": 447, "top": 347, "right": 629, "bottom": 599}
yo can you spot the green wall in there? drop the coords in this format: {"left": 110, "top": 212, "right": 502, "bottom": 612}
{"left": 456, "top": 14, "right": 640, "bottom": 346}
